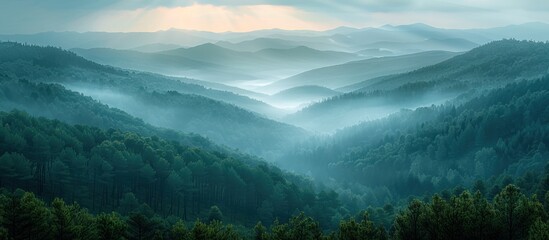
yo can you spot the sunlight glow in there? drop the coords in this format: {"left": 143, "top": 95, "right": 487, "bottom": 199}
{"left": 82, "top": 4, "right": 338, "bottom": 32}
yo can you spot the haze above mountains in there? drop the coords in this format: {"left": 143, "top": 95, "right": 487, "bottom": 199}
{"left": 3, "top": 23, "right": 548, "bottom": 112}
{"left": 2, "top": 22, "right": 549, "bottom": 132}
{"left": 2, "top": 10, "right": 549, "bottom": 237}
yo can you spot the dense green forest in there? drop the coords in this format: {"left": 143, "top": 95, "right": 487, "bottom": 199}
{"left": 1, "top": 184, "right": 549, "bottom": 239}
{"left": 0, "top": 75, "right": 215, "bottom": 150}
{"left": 0, "top": 111, "right": 341, "bottom": 228}
{"left": 0, "top": 42, "right": 306, "bottom": 157}
{"left": 287, "top": 40, "right": 549, "bottom": 132}
{"left": 0, "top": 38, "right": 548, "bottom": 239}
{"left": 281, "top": 77, "right": 549, "bottom": 211}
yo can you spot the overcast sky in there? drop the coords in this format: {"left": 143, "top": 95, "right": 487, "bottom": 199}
{"left": 1, "top": 0, "right": 549, "bottom": 34}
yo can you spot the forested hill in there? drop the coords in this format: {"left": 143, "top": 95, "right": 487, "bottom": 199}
{"left": 0, "top": 42, "right": 308, "bottom": 157}
{"left": 0, "top": 42, "right": 281, "bottom": 118}
{"left": 0, "top": 77, "right": 213, "bottom": 150}
{"left": 280, "top": 77, "right": 549, "bottom": 207}
{"left": 0, "top": 110, "right": 341, "bottom": 228}
{"left": 287, "top": 40, "right": 549, "bottom": 132}
{"left": 360, "top": 39, "right": 549, "bottom": 91}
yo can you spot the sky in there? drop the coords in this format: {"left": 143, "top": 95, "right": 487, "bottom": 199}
{"left": 1, "top": 0, "right": 549, "bottom": 34}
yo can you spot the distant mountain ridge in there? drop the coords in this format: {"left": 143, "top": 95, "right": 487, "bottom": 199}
{"left": 285, "top": 40, "right": 549, "bottom": 132}
{"left": 2, "top": 22, "right": 547, "bottom": 53}
{"left": 265, "top": 51, "right": 460, "bottom": 92}
{"left": 0, "top": 42, "right": 309, "bottom": 157}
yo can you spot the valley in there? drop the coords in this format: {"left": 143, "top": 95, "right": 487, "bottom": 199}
{"left": 0, "top": 9, "right": 548, "bottom": 239}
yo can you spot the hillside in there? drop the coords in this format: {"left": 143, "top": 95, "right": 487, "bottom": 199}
{"left": 160, "top": 43, "right": 361, "bottom": 78}
{"left": 255, "top": 46, "right": 358, "bottom": 64}
{"left": 216, "top": 37, "right": 300, "bottom": 51}
{"left": 130, "top": 43, "right": 183, "bottom": 52}
{"left": 280, "top": 77, "right": 549, "bottom": 207}
{"left": 35, "top": 48, "right": 280, "bottom": 118}
{"left": 360, "top": 39, "right": 549, "bottom": 91}
{"left": 0, "top": 77, "right": 214, "bottom": 150}
{"left": 2, "top": 23, "right": 548, "bottom": 53}
{"left": 265, "top": 51, "right": 459, "bottom": 92}
{"left": 0, "top": 110, "right": 337, "bottom": 227}
{"left": 357, "top": 38, "right": 478, "bottom": 54}
{"left": 71, "top": 47, "right": 258, "bottom": 82}
{"left": 286, "top": 40, "right": 549, "bottom": 132}
{"left": 269, "top": 85, "right": 340, "bottom": 109}
{"left": 0, "top": 42, "right": 308, "bottom": 157}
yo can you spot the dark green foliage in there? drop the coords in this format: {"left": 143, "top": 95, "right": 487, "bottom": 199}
{"left": 51, "top": 198, "right": 96, "bottom": 240}
{"left": 0, "top": 42, "right": 308, "bottom": 157}
{"left": 171, "top": 220, "right": 191, "bottom": 240}
{"left": 528, "top": 219, "right": 549, "bottom": 240}
{"left": 288, "top": 40, "right": 549, "bottom": 132}
{"left": 208, "top": 206, "right": 224, "bottom": 223}
{"left": 393, "top": 185, "right": 548, "bottom": 240}
{"left": 0, "top": 77, "right": 215, "bottom": 150}
{"left": 0, "top": 191, "right": 52, "bottom": 240}
{"left": 266, "top": 212, "right": 323, "bottom": 240}
{"left": 282, "top": 77, "right": 549, "bottom": 208}
{"left": 338, "top": 212, "right": 387, "bottom": 240}
{"left": 96, "top": 212, "right": 127, "bottom": 240}
{"left": 128, "top": 213, "right": 159, "bottom": 240}
{"left": 0, "top": 184, "right": 549, "bottom": 239}
{"left": 0, "top": 110, "right": 336, "bottom": 227}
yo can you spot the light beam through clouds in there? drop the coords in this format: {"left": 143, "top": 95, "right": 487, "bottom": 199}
{"left": 0, "top": 0, "right": 548, "bottom": 33}
{"left": 76, "top": 4, "right": 339, "bottom": 33}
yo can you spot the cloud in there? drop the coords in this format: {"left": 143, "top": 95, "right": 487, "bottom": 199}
{"left": 0, "top": 0, "right": 548, "bottom": 33}
{"left": 74, "top": 4, "right": 340, "bottom": 32}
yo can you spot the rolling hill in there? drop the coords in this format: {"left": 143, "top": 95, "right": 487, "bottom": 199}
{"left": 161, "top": 43, "right": 361, "bottom": 72}
{"left": 216, "top": 37, "right": 301, "bottom": 52}
{"left": 130, "top": 43, "right": 184, "bottom": 52}
{"left": 0, "top": 42, "right": 309, "bottom": 157}
{"left": 2, "top": 22, "right": 548, "bottom": 53}
{"left": 71, "top": 47, "right": 257, "bottom": 83}
{"left": 279, "top": 77, "right": 549, "bottom": 206}
{"left": 264, "top": 51, "right": 460, "bottom": 93}
{"left": 73, "top": 43, "right": 362, "bottom": 85}
{"left": 285, "top": 40, "right": 549, "bottom": 132}
{"left": 357, "top": 39, "right": 549, "bottom": 91}
{"left": 269, "top": 85, "right": 340, "bottom": 109}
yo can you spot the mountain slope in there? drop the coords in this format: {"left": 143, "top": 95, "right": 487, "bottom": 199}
{"left": 71, "top": 47, "right": 258, "bottom": 82}
{"left": 285, "top": 40, "right": 549, "bottom": 132}
{"left": 280, "top": 77, "right": 549, "bottom": 204}
{"left": 0, "top": 109, "right": 334, "bottom": 226}
{"left": 265, "top": 51, "right": 460, "bottom": 92}
{"left": 160, "top": 43, "right": 361, "bottom": 78}
{"left": 0, "top": 42, "right": 308, "bottom": 157}
{"left": 0, "top": 76, "right": 214, "bottom": 149}
{"left": 130, "top": 43, "right": 183, "bottom": 52}
{"left": 216, "top": 37, "right": 301, "bottom": 51}
{"left": 269, "top": 85, "right": 340, "bottom": 109}
{"left": 361, "top": 39, "right": 549, "bottom": 91}
{"left": 60, "top": 48, "right": 282, "bottom": 118}
{"left": 357, "top": 38, "right": 478, "bottom": 54}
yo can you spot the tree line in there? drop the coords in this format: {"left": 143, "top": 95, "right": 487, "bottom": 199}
{"left": 0, "top": 110, "right": 340, "bottom": 228}
{"left": 1, "top": 184, "right": 548, "bottom": 239}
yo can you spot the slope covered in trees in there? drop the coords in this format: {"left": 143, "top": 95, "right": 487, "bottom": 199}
{"left": 2, "top": 184, "right": 549, "bottom": 239}
{"left": 0, "top": 42, "right": 307, "bottom": 156}
{"left": 265, "top": 51, "right": 459, "bottom": 92}
{"left": 0, "top": 77, "right": 215, "bottom": 150}
{"left": 0, "top": 111, "right": 340, "bottom": 228}
{"left": 356, "top": 39, "right": 549, "bottom": 91}
{"left": 0, "top": 42, "right": 279, "bottom": 118}
{"left": 70, "top": 47, "right": 258, "bottom": 82}
{"left": 280, "top": 77, "right": 549, "bottom": 208}
{"left": 287, "top": 40, "right": 549, "bottom": 132}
